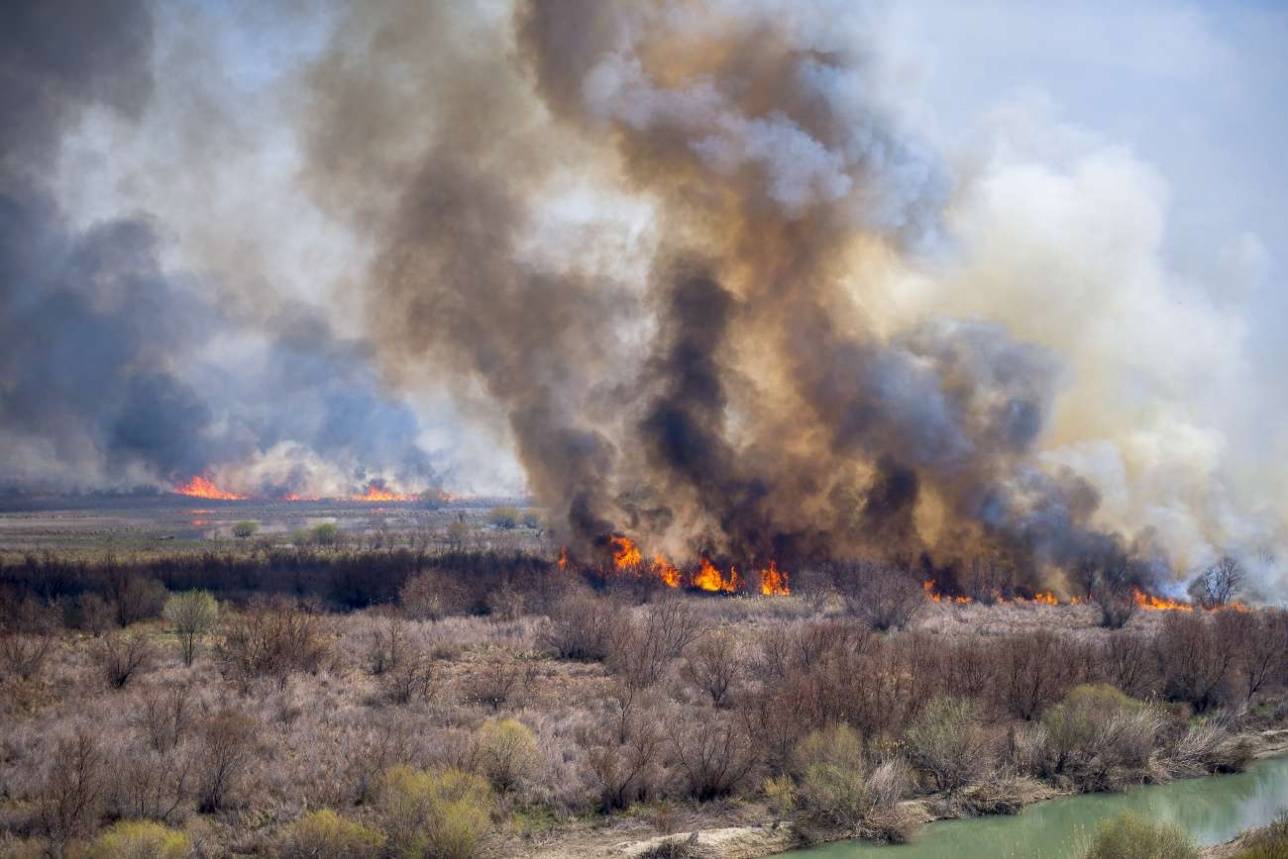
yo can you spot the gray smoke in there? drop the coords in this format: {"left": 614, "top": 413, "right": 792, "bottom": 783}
{"left": 0, "top": 0, "right": 438, "bottom": 497}
{"left": 286, "top": 0, "right": 1144, "bottom": 590}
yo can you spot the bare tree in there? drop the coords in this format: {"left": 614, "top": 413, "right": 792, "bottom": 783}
{"left": 1188, "top": 555, "right": 1245, "bottom": 608}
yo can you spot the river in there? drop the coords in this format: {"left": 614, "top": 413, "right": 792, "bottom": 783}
{"left": 782, "top": 756, "right": 1288, "bottom": 859}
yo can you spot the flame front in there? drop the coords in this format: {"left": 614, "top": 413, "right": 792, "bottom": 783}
{"left": 1132, "top": 588, "right": 1194, "bottom": 612}
{"left": 174, "top": 475, "right": 246, "bottom": 501}
{"left": 693, "top": 557, "right": 739, "bottom": 593}
{"left": 351, "top": 483, "right": 416, "bottom": 502}
{"left": 652, "top": 554, "right": 681, "bottom": 588}
{"left": 610, "top": 535, "right": 643, "bottom": 570}
{"left": 759, "top": 560, "right": 790, "bottom": 596}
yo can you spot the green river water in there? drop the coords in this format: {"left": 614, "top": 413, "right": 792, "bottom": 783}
{"left": 782, "top": 756, "right": 1288, "bottom": 859}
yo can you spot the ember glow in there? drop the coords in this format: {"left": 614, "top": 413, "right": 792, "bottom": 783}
{"left": 173, "top": 475, "right": 246, "bottom": 501}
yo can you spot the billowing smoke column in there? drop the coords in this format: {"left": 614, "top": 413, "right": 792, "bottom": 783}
{"left": 0, "top": 1, "right": 438, "bottom": 499}
{"left": 297, "top": 0, "right": 1142, "bottom": 590}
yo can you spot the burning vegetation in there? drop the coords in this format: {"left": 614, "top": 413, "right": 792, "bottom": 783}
{"left": 589, "top": 535, "right": 788, "bottom": 596}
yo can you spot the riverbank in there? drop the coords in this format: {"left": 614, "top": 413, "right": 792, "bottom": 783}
{"left": 524, "top": 730, "right": 1288, "bottom": 859}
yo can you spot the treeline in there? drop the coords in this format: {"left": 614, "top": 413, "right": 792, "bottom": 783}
{"left": 0, "top": 548, "right": 555, "bottom": 620}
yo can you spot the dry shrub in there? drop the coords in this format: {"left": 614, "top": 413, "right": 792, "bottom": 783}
{"left": 586, "top": 700, "right": 666, "bottom": 811}
{"left": 108, "top": 743, "right": 189, "bottom": 824}
{"left": 463, "top": 658, "right": 528, "bottom": 711}
{"left": 217, "top": 600, "right": 332, "bottom": 681}
{"left": 85, "top": 819, "right": 189, "bottom": 859}
{"left": 0, "top": 631, "right": 53, "bottom": 682}
{"left": 106, "top": 573, "right": 169, "bottom": 627}
{"left": 381, "top": 648, "right": 437, "bottom": 705}
{"left": 993, "top": 631, "right": 1075, "bottom": 720}
{"left": 63, "top": 592, "right": 117, "bottom": 635}
{"left": 1154, "top": 614, "right": 1235, "bottom": 711}
{"left": 1164, "top": 722, "right": 1252, "bottom": 777}
{"left": 473, "top": 718, "right": 540, "bottom": 792}
{"left": 273, "top": 809, "right": 385, "bottom": 859}
{"left": 680, "top": 629, "right": 742, "bottom": 708}
{"left": 1041, "top": 685, "right": 1159, "bottom": 791}
{"left": 134, "top": 683, "right": 193, "bottom": 752}
{"left": 903, "top": 696, "right": 993, "bottom": 793}
{"left": 484, "top": 583, "right": 525, "bottom": 621}
{"left": 38, "top": 728, "right": 107, "bottom": 846}
{"left": 541, "top": 591, "right": 621, "bottom": 661}
{"left": 365, "top": 617, "right": 407, "bottom": 676}
{"left": 378, "top": 766, "right": 494, "bottom": 859}
{"left": 96, "top": 631, "right": 155, "bottom": 690}
{"left": 667, "top": 714, "right": 758, "bottom": 801}
{"left": 193, "top": 709, "right": 258, "bottom": 812}
{"left": 399, "top": 570, "right": 469, "bottom": 621}
{"left": 1099, "top": 631, "right": 1157, "bottom": 700}
{"left": 1093, "top": 585, "right": 1137, "bottom": 630}
{"left": 608, "top": 598, "right": 703, "bottom": 689}
{"left": 837, "top": 562, "right": 922, "bottom": 631}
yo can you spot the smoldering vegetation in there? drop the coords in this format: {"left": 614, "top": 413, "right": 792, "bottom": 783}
{"left": 2, "top": 543, "right": 1286, "bottom": 857}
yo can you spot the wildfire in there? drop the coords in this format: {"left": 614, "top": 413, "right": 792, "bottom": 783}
{"left": 174, "top": 475, "right": 246, "bottom": 501}
{"left": 923, "top": 580, "right": 972, "bottom": 605}
{"left": 282, "top": 492, "right": 320, "bottom": 502}
{"left": 1131, "top": 588, "right": 1194, "bottom": 612}
{"left": 350, "top": 483, "right": 416, "bottom": 502}
{"left": 557, "top": 547, "right": 569, "bottom": 571}
{"left": 693, "top": 557, "right": 740, "bottom": 593}
{"left": 610, "top": 535, "right": 643, "bottom": 570}
{"left": 759, "top": 560, "right": 790, "bottom": 596}
{"left": 653, "top": 554, "right": 682, "bottom": 588}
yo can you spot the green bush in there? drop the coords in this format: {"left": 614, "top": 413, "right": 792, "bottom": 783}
{"left": 1081, "top": 813, "right": 1197, "bottom": 859}
{"left": 1043, "top": 685, "right": 1158, "bottom": 791}
{"left": 475, "top": 718, "right": 540, "bottom": 792}
{"left": 274, "top": 809, "right": 385, "bottom": 859}
{"left": 378, "top": 766, "right": 493, "bottom": 859}
{"left": 311, "top": 522, "right": 340, "bottom": 546}
{"left": 903, "top": 696, "right": 991, "bottom": 792}
{"left": 793, "top": 724, "right": 873, "bottom": 831}
{"left": 232, "top": 520, "right": 259, "bottom": 539}
{"left": 163, "top": 589, "right": 219, "bottom": 665}
{"left": 86, "top": 820, "right": 189, "bottom": 859}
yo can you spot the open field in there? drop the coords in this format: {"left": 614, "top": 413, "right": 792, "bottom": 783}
{"left": 2, "top": 502, "right": 1286, "bottom": 859}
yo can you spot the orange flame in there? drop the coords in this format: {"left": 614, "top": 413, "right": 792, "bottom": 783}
{"left": 1132, "top": 588, "right": 1195, "bottom": 612}
{"left": 557, "top": 547, "right": 569, "bottom": 571}
{"left": 610, "top": 535, "right": 643, "bottom": 570}
{"left": 351, "top": 483, "right": 416, "bottom": 502}
{"left": 759, "top": 560, "right": 790, "bottom": 596}
{"left": 174, "top": 475, "right": 246, "bottom": 501}
{"left": 652, "top": 554, "right": 682, "bottom": 588}
{"left": 693, "top": 557, "right": 739, "bottom": 593}
{"left": 922, "top": 580, "right": 972, "bottom": 605}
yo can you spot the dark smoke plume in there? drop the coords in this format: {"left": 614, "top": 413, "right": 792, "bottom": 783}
{"left": 0, "top": 1, "right": 438, "bottom": 498}
{"left": 289, "top": 0, "right": 1147, "bottom": 590}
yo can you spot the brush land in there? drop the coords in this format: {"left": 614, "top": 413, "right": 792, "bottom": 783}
{"left": 2, "top": 501, "right": 1286, "bottom": 859}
